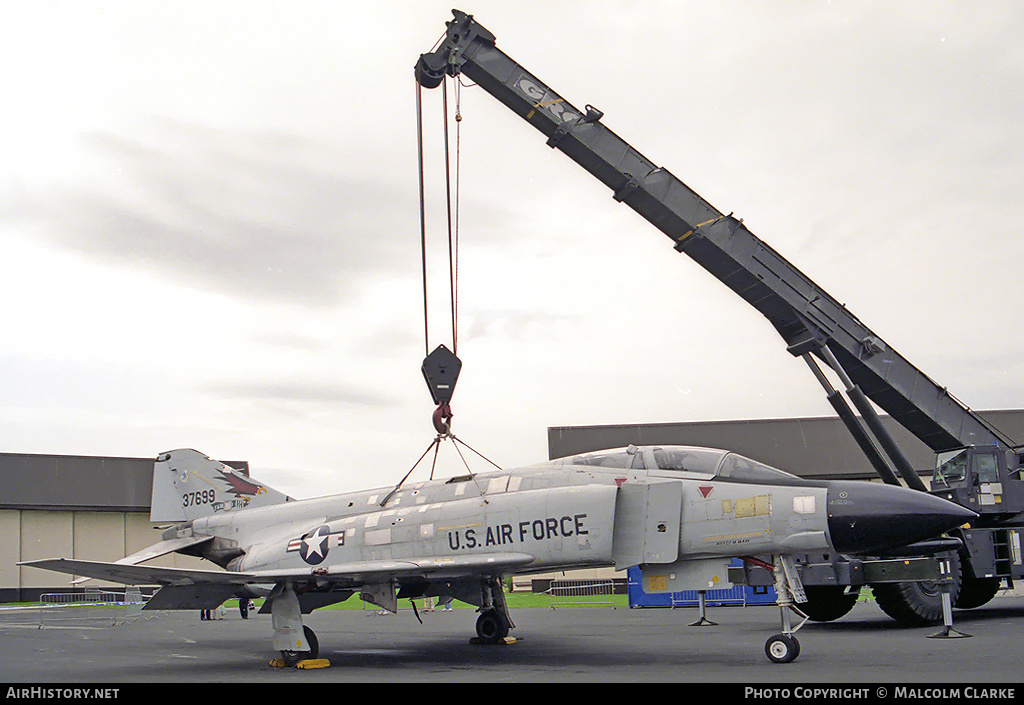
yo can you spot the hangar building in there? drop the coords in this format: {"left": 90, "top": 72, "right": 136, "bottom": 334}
{"left": 3, "top": 452, "right": 248, "bottom": 603}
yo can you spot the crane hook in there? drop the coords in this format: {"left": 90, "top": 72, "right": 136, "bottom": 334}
{"left": 433, "top": 403, "right": 453, "bottom": 435}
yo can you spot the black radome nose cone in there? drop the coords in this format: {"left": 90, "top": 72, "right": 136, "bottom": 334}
{"left": 826, "top": 481, "right": 977, "bottom": 555}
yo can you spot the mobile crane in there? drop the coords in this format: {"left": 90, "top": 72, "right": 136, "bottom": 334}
{"left": 415, "top": 10, "right": 1023, "bottom": 625}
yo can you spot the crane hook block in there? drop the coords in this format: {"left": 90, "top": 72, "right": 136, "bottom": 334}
{"left": 422, "top": 344, "right": 461, "bottom": 405}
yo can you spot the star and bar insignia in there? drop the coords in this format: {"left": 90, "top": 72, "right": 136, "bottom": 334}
{"left": 287, "top": 525, "right": 345, "bottom": 566}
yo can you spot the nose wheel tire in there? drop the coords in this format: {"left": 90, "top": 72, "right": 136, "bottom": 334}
{"left": 765, "top": 634, "right": 800, "bottom": 664}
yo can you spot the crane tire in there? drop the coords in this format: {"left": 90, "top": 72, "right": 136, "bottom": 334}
{"left": 800, "top": 585, "right": 859, "bottom": 622}
{"left": 872, "top": 553, "right": 962, "bottom": 625}
{"left": 955, "top": 575, "right": 1000, "bottom": 610}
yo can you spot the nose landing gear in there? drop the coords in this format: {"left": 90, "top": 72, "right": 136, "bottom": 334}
{"left": 764, "top": 555, "right": 809, "bottom": 664}
{"left": 765, "top": 632, "right": 800, "bottom": 664}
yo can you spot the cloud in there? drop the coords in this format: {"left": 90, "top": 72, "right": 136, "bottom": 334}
{"left": 9, "top": 120, "right": 424, "bottom": 308}
{"left": 1, "top": 2, "right": 1023, "bottom": 494}
{"left": 205, "top": 379, "right": 396, "bottom": 408}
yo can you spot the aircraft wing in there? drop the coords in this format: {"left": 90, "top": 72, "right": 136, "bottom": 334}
{"left": 313, "top": 552, "right": 536, "bottom": 582}
{"left": 21, "top": 551, "right": 536, "bottom": 588}
{"left": 23, "top": 551, "right": 538, "bottom": 613}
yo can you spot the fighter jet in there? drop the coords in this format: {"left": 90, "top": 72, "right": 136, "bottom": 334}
{"left": 21, "top": 444, "right": 974, "bottom": 665}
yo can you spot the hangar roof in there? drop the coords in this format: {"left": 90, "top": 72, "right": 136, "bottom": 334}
{"left": 1, "top": 452, "right": 248, "bottom": 512}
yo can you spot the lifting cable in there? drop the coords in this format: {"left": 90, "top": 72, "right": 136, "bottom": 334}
{"left": 417, "top": 77, "right": 460, "bottom": 437}
{"left": 442, "top": 76, "right": 459, "bottom": 357}
{"left": 383, "top": 75, "right": 500, "bottom": 508}
{"left": 416, "top": 79, "right": 460, "bottom": 360}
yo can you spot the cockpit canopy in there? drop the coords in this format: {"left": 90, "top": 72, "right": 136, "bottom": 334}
{"left": 548, "top": 445, "right": 799, "bottom": 483}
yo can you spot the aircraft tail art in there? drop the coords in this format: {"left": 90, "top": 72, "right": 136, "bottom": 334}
{"left": 151, "top": 448, "right": 292, "bottom": 523}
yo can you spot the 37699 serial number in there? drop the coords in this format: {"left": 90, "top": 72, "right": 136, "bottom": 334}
{"left": 182, "top": 490, "right": 216, "bottom": 507}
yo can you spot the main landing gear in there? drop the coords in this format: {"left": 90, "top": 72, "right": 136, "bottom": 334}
{"left": 475, "top": 608, "right": 511, "bottom": 643}
{"left": 280, "top": 625, "right": 319, "bottom": 667}
{"left": 473, "top": 577, "right": 515, "bottom": 645}
{"left": 269, "top": 582, "right": 328, "bottom": 668}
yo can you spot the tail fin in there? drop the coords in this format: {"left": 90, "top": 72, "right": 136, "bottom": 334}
{"left": 151, "top": 449, "right": 292, "bottom": 523}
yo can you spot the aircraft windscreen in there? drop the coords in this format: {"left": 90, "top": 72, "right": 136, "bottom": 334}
{"left": 648, "top": 448, "right": 724, "bottom": 475}
{"left": 553, "top": 447, "right": 790, "bottom": 480}
{"left": 561, "top": 450, "right": 639, "bottom": 469}
{"left": 715, "top": 453, "right": 798, "bottom": 482}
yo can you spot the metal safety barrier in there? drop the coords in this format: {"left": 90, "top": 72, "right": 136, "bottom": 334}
{"left": 39, "top": 590, "right": 123, "bottom": 607}
{"left": 547, "top": 580, "right": 616, "bottom": 609}
{"left": 36, "top": 588, "right": 153, "bottom": 627}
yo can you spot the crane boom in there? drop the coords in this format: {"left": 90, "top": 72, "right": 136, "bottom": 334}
{"left": 416, "top": 10, "right": 1013, "bottom": 456}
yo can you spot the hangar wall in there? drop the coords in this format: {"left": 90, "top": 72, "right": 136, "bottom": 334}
{"left": 8, "top": 510, "right": 200, "bottom": 601}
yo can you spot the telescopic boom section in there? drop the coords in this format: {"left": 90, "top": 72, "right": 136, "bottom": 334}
{"left": 415, "top": 9, "right": 1012, "bottom": 454}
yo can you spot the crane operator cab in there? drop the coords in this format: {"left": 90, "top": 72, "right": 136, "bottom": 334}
{"left": 932, "top": 446, "right": 1024, "bottom": 517}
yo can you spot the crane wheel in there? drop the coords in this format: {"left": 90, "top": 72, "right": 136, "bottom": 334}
{"left": 955, "top": 575, "right": 1000, "bottom": 610}
{"left": 872, "top": 553, "right": 962, "bottom": 625}
{"left": 800, "top": 585, "right": 859, "bottom": 622}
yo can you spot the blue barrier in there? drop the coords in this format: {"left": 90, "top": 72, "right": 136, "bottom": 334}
{"left": 626, "top": 563, "right": 776, "bottom": 608}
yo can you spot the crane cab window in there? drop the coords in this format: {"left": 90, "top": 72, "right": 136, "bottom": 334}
{"left": 934, "top": 450, "right": 968, "bottom": 486}
{"left": 974, "top": 453, "right": 999, "bottom": 484}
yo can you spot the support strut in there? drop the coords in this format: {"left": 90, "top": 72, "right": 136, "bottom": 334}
{"left": 819, "top": 345, "right": 928, "bottom": 491}
{"left": 802, "top": 352, "right": 902, "bottom": 486}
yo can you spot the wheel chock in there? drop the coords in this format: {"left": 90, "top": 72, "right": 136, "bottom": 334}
{"left": 470, "top": 636, "right": 518, "bottom": 645}
{"left": 268, "top": 657, "right": 331, "bottom": 669}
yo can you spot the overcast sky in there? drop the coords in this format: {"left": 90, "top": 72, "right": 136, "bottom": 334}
{"left": 2, "top": 1, "right": 1022, "bottom": 497}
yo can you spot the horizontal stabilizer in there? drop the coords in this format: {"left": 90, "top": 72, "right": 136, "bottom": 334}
{"left": 19, "top": 558, "right": 257, "bottom": 587}
{"left": 70, "top": 535, "right": 215, "bottom": 585}
{"left": 116, "top": 535, "right": 215, "bottom": 564}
